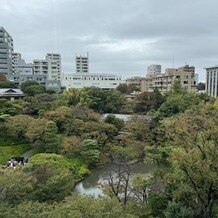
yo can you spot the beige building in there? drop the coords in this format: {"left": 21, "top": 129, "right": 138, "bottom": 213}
{"left": 126, "top": 65, "right": 196, "bottom": 94}
{"left": 126, "top": 76, "right": 152, "bottom": 92}
{"left": 164, "top": 65, "right": 196, "bottom": 92}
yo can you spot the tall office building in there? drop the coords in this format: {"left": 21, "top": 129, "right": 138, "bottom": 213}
{"left": 76, "top": 53, "right": 89, "bottom": 73}
{"left": 0, "top": 27, "right": 14, "bottom": 75}
{"left": 205, "top": 66, "right": 218, "bottom": 98}
{"left": 147, "top": 64, "right": 161, "bottom": 75}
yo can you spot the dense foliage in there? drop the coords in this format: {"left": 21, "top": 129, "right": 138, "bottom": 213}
{"left": 0, "top": 83, "right": 217, "bottom": 217}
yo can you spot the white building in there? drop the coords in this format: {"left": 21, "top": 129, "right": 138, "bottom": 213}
{"left": 46, "top": 53, "right": 61, "bottom": 80}
{"left": 14, "top": 59, "right": 33, "bottom": 75}
{"left": 0, "top": 27, "right": 14, "bottom": 75}
{"left": 76, "top": 54, "right": 89, "bottom": 73}
{"left": 12, "top": 53, "right": 33, "bottom": 75}
{"left": 33, "top": 59, "right": 49, "bottom": 75}
{"left": 62, "top": 73, "right": 122, "bottom": 90}
{"left": 205, "top": 66, "right": 218, "bottom": 98}
{"left": 147, "top": 64, "right": 161, "bottom": 75}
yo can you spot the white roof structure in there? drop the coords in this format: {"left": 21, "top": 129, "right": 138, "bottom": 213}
{"left": 0, "top": 88, "right": 24, "bottom": 98}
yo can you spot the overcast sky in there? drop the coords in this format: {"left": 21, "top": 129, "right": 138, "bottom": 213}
{"left": 1, "top": 0, "right": 218, "bottom": 81}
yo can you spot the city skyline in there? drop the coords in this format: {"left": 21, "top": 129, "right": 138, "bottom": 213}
{"left": 2, "top": 0, "right": 218, "bottom": 81}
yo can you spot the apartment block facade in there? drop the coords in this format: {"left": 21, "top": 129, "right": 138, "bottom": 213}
{"left": 205, "top": 66, "right": 218, "bottom": 98}
{"left": 0, "top": 27, "right": 14, "bottom": 75}
{"left": 147, "top": 64, "right": 161, "bottom": 75}
{"left": 46, "top": 53, "right": 61, "bottom": 80}
{"left": 126, "top": 65, "right": 196, "bottom": 94}
{"left": 76, "top": 54, "right": 89, "bottom": 73}
{"left": 12, "top": 53, "right": 33, "bottom": 75}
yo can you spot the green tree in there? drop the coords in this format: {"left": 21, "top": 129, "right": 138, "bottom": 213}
{"left": 162, "top": 103, "right": 218, "bottom": 217}
{"left": 23, "top": 85, "right": 46, "bottom": 96}
{"left": 23, "top": 154, "right": 76, "bottom": 202}
{"left": 63, "top": 88, "right": 93, "bottom": 106}
{"left": 116, "top": 83, "right": 140, "bottom": 94}
{"left": 0, "top": 169, "right": 36, "bottom": 204}
{"left": 164, "top": 202, "right": 194, "bottom": 218}
{"left": 5, "top": 115, "right": 34, "bottom": 139}
{"left": 0, "top": 81, "right": 16, "bottom": 88}
{"left": 134, "top": 90, "right": 164, "bottom": 114}
{"left": 0, "top": 99, "right": 23, "bottom": 116}
{"left": 25, "top": 118, "right": 48, "bottom": 143}
{"left": 79, "top": 139, "right": 100, "bottom": 166}
{"left": 42, "top": 121, "right": 61, "bottom": 153}
{"left": 21, "top": 81, "right": 40, "bottom": 91}
{"left": 105, "top": 114, "right": 124, "bottom": 131}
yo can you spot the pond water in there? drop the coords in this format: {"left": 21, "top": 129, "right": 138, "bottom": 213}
{"left": 74, "top": 162, "right": 152, "bottom": 197}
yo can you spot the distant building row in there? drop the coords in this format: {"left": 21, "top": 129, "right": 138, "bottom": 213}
{"left": 1, "top": 27, "right": 217, "bottom": 97}
{"left": 0, "top": 27, "right": 121, "bottom": 91}
{"left": 126, "top": 65, "right": 196, "bottom": 93}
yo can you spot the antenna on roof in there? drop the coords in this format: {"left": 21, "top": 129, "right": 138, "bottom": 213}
{"left": 173, "top": 56, "right": 175, "bottom": 68}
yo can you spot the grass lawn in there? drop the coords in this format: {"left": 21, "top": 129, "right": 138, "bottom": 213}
{"left": 0, "top": 144, "right": 31, "bottom": 165}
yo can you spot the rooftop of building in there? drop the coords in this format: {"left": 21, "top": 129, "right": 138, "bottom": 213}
{"left": 63, "top": 72, "right": 121, "bottom": 77}
{"left": 205, "top": 65, "right": 218, "bottom": 69}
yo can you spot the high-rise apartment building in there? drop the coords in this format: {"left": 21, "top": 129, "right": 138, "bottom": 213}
{"left": 76, "top": 53, "right": 89, "bottom": 73}
{"left": 205, "top": 66, "right": 218, "bottom": 98}
{"left": 33, "top": 59, "right": 49, "bottom": 75}
{"left": 0, "top": 27, "right": 14, "bottom": 75}
{"left": 12, "top": 52, "right": 21, "bottom": 67}
{"left": 12, "top": 53, "right": 33, "bottom": 75}
{"left": 147, "top": 64, "right": 161, "bottom": 75}
{"left": 46, "top": 53, "right": 61, "bottom": 80}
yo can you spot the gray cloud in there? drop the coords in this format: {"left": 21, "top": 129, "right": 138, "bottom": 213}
{"left": 1, "top": 0, "right": 218, "bottom": 81}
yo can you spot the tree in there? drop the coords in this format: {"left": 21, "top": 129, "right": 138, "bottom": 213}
{"left": 116, "top": 83, "right": 140, "bottom": 94}
{"left": 79, "top": 139, "right": 100, "bottom": 166}
{"left": 0, "top": 81, "right": 16, "bottom": 88}
{"left": 156, "top": 92, "right": 203, "bottom": 119}
{"left": 131, "top": 174, "right": 153, "bottom": 203}
{"left": 42, "top": 121, "right": 62, "bottom": 153}
{"left": 162, "top": 103, "right": 218, "bottom": 217}
{"left": 21, "top": 81, "right": 39, "bottom": 91}
{"left": 5, "top": 115, "right": 34, "bottom": 139}
{"left": 21, "top": 93, "right": 65, "bottom": 115}
{"left": 0, "top": 74, "right": 6, "bottom": 81}
{"left": 0, "top": 169, "right": 36, "bottom": 204}
{"left": 0, "top": 99, "right": 23, "bottom": 116}
{"left": 196, "top": 82, "right": 205, "bottom": 91}
{"left": 87, "top": 88, "right": 127, "bottom": 113}
{"left": 100, "top": 162, "right": 132, "bottom": 206}
{"left": 164, "top": 202, "right": 194, "bottom": 218}
{"left": 105, "top": 114, "right": 124, "bottom": 131}
{"left": 24, "top": 85, "right": 46, "bottom": 96}
{"left": 21, "top": 81, "right": 47, "bottom": 96}
{"left": 134, "top": 90, "right": 164, "bottom": 114}
{"left": 126, "top": 116, "right": 150, "bottom": 141}
{"left": 23, "top": 153, "right": 77, "bottom": 202}
{"left": 63, "top": 88, "right": 93, "bottom": 106}
{"left": 61, "top": 136, "right": 81, "bottom": 158}
{"left": 25, "top": 118, "right": 48, "bottom": 143}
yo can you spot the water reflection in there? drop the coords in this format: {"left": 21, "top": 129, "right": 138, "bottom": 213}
{"left": 75, "top": 162, "right": 152, "bottom": 197}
